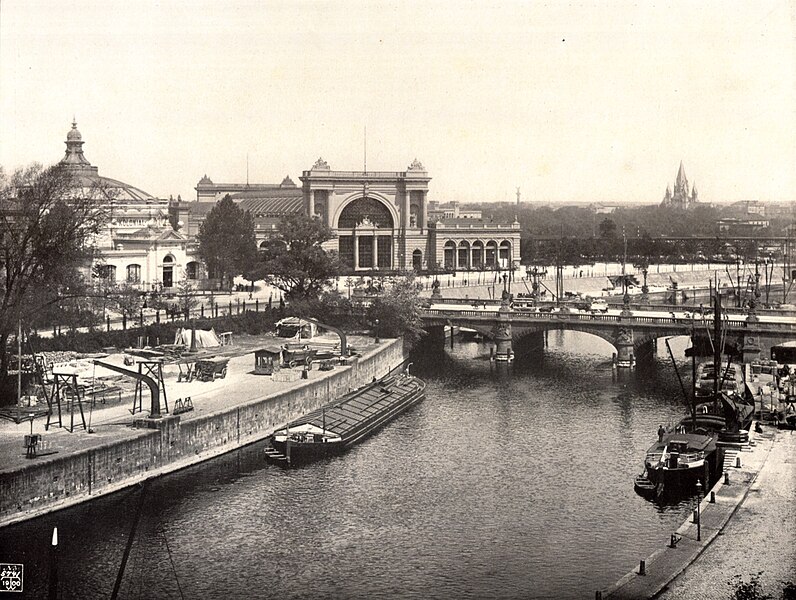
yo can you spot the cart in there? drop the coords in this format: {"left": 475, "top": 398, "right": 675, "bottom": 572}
{"left": 194, "top": 357, "right": 229, "bottom": 382}
{"left": 281, "top": 344, "right": 317, "bottom": 369}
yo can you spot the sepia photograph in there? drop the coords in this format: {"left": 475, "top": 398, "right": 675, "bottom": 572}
{"left": 0, "top": 1, "right": 794, "bottom": 598}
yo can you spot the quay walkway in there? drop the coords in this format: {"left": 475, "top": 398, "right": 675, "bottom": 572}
{"left": 0, "top": 332, "right": 396, "bottom": 527}
{"left": 602, "top": 425, "right": 795, "bottom": 599}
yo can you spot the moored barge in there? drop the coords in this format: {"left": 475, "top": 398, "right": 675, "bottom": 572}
{"left": 264, "top": 371, "right": 425, "bottom": 464}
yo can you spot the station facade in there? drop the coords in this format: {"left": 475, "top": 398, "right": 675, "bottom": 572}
{"left": 299, "top": 158, "right": 520, "bottom": 273}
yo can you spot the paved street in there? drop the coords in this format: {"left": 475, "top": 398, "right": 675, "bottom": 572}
{"left": 656, "top": 427, "right": 796, "bottom": 600}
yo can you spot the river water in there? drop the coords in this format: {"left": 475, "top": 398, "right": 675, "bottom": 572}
{"left": 2, "top": 332, "right": 698, "bottom": 599}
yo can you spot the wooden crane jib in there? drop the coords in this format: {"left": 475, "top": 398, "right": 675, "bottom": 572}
{"left": 93, "top": 360, "right": 162, "bottom": 419}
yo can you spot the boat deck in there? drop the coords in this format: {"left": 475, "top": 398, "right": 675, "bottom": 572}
{"left": 288, "top": 374, "right": 424, "bottom": 440}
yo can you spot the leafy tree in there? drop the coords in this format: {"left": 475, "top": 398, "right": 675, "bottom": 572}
{"left": 0, "top": 164, "right": 107, "bottom": 397}
{"left": 197, "top": 195, "right": 258, "bottom": 290}
{"left": 367, "top": 274, "right": 427, "bottom": 348}
{"left": 251, "top": 213, "right": 340, "bottom": 300}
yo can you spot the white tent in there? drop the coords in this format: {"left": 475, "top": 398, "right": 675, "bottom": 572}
{"left": 174, "top": 327, "right": 221, "bottom": 348}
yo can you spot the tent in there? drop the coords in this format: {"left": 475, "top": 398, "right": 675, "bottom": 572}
{"left": 174, "top": 327, "right": 221, "bottom": 348}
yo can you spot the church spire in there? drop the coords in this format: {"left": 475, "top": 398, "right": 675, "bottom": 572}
{"left": 675, "top": 161, "right": 687, "bottom": 188}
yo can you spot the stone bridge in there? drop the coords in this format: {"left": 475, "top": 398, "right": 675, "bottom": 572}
{"left": 420, "top": 305, "right": 796, "bottom": 366}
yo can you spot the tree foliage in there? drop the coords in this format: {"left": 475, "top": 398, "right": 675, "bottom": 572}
{"left": 367, "top": 274, "right": 427, "bottom": 348}
{"left": 251, "top": 213, "right": 340, "bottom": 300}
{"left": 197, "top": 195, "right": 258, "bottom": 289}
{"left": 0, "top": 164, "right": 107, "bottom": 392}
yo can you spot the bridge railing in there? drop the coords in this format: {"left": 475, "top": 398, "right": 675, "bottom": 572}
{"left": 420, "top": 309, "right": 795, "bottom": 332}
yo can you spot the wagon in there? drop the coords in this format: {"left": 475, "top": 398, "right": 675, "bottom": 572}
{"left": 194, "top": 357, "right": 229, "bottom": 381}
{"left": 281, "top": 344, "right": 317, "bottom": 369}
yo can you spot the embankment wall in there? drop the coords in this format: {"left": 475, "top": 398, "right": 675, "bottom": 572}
{"left": 0, "top": 339, "right": 405, "bottom": 528}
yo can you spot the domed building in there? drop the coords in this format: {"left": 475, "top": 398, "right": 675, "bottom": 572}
{"left": 58, "top": 121, "right": 202, "bottom": 291}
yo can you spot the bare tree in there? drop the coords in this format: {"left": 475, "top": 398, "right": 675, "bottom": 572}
{"left": 0, "top": 164, "right": 108, "bottom": 394}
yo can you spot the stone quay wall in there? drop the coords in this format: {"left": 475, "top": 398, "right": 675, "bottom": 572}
{"left": 0, "top": 339, "right": 405, "bottom": 528}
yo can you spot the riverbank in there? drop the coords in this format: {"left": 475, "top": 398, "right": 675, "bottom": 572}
{"left": 0, "top": 335, "right": 405, "bottom": 529}
{"left": 602, "top": 424, "right": 794, "bottom": 599}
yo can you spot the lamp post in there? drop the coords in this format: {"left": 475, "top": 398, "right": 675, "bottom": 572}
{"left": 374, "top": 319, "right": 380, "bottom": 344}
{"left": 695, "top": 479, "right": 703, "bottom": 541}
{"left": 736, "top": 256, "right": 743, "bottom": 308}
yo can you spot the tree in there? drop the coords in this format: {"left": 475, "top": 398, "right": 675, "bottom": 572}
{"left": 175, "top": 276, "right": 199, "bottom": 318}
{"left": 367, "top": 275, "right": 427, "bottom": 348}
{"left": 110, "top": 282, "right": 146, "bottom": 323}
{"left": 251, "top": 213, "right": 340, "bottom": 300}
{"left": 197, "top": 195, "right": 258, "bottom": 289}
{"left": 0, "top": 164, "right": 107, "bottom": 396}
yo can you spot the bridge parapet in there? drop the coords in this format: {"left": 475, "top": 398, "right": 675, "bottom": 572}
{"left": 420, "top": 307, "right": 795, "bottom": 366}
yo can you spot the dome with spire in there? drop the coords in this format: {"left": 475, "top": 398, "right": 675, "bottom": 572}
{"left": 66, "top": 120, "right": 82, "bottom": 141}
{"left": 57, "top": 120, "right": 156, "bottom": 202}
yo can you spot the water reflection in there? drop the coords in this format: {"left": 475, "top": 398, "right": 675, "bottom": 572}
{"left": 1, "top": 332, "right": 697, "bottom": 599}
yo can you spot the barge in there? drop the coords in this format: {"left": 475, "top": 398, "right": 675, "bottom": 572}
{"left": 635, "top": 432, "right": 717, "bottom": 497}
{"left": 264, "top": 370, "right": 425, "bottom": 464}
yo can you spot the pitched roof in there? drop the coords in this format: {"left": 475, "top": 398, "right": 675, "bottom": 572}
{"left": 237, "top": 196, "right": 304, "bottom": 216}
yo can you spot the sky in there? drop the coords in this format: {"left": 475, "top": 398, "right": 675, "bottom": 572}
{"left": 1, "top": 1, "right": 794, "bottom": 205}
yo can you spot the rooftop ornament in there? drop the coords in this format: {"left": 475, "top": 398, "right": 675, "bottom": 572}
{"left": 407, "top": 158, "right": 425, "bottom": 171}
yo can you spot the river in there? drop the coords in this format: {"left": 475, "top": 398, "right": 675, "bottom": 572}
{"left": 1, "top": 332, "right": 698, "bottom": 599}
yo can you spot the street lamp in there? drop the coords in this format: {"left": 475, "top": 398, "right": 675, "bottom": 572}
{"left": 374, "top": 319, "right": 380, "bottom": 344}
{"left": 695, "top": 479, "right": 703, "bottom": 541}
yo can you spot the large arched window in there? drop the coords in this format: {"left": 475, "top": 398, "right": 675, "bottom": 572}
{"left": 186, "top": 261, "right": 199, "bottom": 280}
{"left": 338, "top": 197, "right": 394, "bottom": 229}
{"left": 443, "top": 241, "right": 456, "bottom": 270}
{"left": 162, "top": 255, "right": 175, "bottom": 288}
{"left": 499, "top": 240, "right": 512, "bottom": 266}
{"left": 457, "top": 240, "right": 470, "bottom": 270}
{"left": 485, "top": 241, "right": 498, "bottom": 267}
{"left": 472, "top": 241, "right": 484, "bottom": 268}
{"left": 126, "top": 264, "right": 141, "bottom": 284}
{"left": 98, "top": 264, "right": 116, "bottom": 283}
{"left": 412, "top": 249, "right": 423, "bottom": 272}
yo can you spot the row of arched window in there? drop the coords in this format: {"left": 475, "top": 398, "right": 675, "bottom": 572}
{"left": 443, "top": 240, "right": 512, "bottom": 270}
{"left": 95, "top": 260, "right": 200, "bottom": 285}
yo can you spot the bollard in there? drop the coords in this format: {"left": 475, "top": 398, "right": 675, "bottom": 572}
{"left": 735, "top": 456, "right": 741, "bottom": 468}
{"left": 670, "top": 534, "right": 679, "bottom": 548}
{"left": 638, "top": 560, "right": 646, "bottom": 576}
{"left": 724, "top": 471, "right": 730, "bottom": 484}
{"left": 710, "top": 490, "right": 716, "bottom": 503}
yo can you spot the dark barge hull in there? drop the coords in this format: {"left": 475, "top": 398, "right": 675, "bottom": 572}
{"left": 268, "top": 374, "right": 425, "bottom": 464}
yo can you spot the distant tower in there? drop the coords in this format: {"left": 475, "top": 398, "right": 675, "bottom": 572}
{"left": 661, "top": 161, "right": 698, "bottom": 208}
{"left": 516, "top": 187, "right": 521, "bottom": 206}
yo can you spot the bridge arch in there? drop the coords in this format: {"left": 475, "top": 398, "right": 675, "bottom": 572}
{"left": 513, "top": 324, "right": 619, "bottom": 349}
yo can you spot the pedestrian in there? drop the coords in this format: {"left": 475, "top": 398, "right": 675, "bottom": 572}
{"left": 658, "top": 424, "right": 666, "bottom": 442}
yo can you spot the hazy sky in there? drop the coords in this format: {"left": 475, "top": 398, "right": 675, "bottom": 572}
{"left": 1, "top": 1, "right": 794, "bottom": 204}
